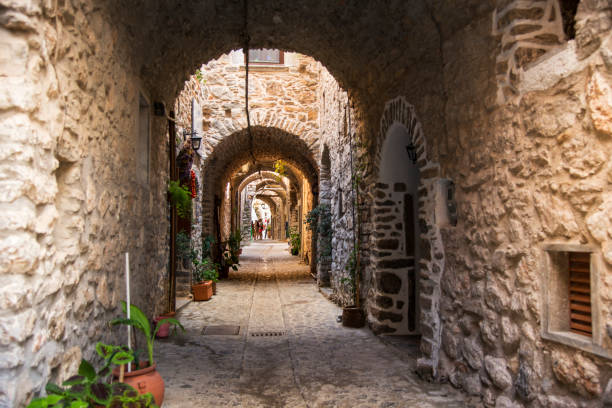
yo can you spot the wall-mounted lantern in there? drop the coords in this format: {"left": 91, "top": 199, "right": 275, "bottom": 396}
{"left": 183, "top": 129, "right": 202, "bottom": 152}
{"left": 405, "top": 142, "right": 417, "bottom": 164}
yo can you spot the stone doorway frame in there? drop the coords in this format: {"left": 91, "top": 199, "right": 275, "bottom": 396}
{"left": 366, "top": 96, "right": 446, "bottom": 380}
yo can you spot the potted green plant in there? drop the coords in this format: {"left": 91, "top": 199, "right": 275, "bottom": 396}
{"left": 340, "top": 246, "right": 364, "bottom": 328}
{"left": 27, "top": 342, "right": 156, "bottom": 408}
{"left": 111, "top": 302, "right": 184, "bottom": 406}
{"left": 191, "top": 257, "right": 216, "bottom": 301}
{"left": 289, "top": 227, "right": 300, "bottom": 256}
{"left": 228, "top": 228, "right": 242, "bottom": 256}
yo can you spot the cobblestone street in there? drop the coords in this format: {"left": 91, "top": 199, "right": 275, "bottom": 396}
{"left": 157, "top": 241, "right": 471, "bottom": 407}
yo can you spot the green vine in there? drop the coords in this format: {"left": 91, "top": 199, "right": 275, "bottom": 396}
{"left": 305, "top": 204, "right": 332, "bottom": 260}
{"left": 341, "top": 243, "right": 359, "bottom": 303}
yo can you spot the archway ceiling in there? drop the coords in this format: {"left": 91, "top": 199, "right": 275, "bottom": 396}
{"left": 234, "top": 168, "right": 293, "bottom": 193}
{"left": 107, "top": 0, "right": 495, "bottom": 117}
{"left": 204, "top": 126, "right": 317, "bottom": 197}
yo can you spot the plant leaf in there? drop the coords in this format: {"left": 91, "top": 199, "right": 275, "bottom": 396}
{"left": 110, "top": 350, "right": 134, "bottom": 366}
{"left": 69, "top": 401, "right": 88, "bottom": 408}
{"left": 26, "top": 397, "right": 50, "bottom": 408}
{"left": 78, "top": 359, "right": 96, "bottom": 381}
{"left": 89, "top": 382, "right": 111, "bottom": 405}
{"left": 62, "top": 375, "right": 86, "bottom": 387}
{"left": 152, "top": 317, "right": 185, "bottom": 338}
{"left": 120, "top": 301, "right": 151, "bottom": 341}
{"left": 45, "top": 382, "right": 64, "bottom": 396}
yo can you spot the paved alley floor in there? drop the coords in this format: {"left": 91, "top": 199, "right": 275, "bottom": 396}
{"left": 156, "top": 241, "right": 472, "bottom": 407}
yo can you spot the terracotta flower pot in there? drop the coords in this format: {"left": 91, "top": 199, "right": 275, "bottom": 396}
{"left": 113, "top": 363, "right": 164, "bottom": 406}
{"left": 192, "top": 281, "right": 213, "bottom": 301}
{"left": 154, "top": 311, "right": 176, "bottom": 338}
{"left": 342, "top": 306, "right": 365, "bottom": 328}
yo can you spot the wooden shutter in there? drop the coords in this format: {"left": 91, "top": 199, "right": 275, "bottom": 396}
{"left": 568, "top": 252, "right": 592, "bottom": 337}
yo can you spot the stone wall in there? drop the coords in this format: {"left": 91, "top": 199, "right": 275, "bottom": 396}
{"left": 316, "top": 67, "right": 360, "bottom": 306}
{"left": 433, "top": 1, "right": 612, "bottom": 406}
{"left": 0, "top": 2, "right": 170, "bottom": 405}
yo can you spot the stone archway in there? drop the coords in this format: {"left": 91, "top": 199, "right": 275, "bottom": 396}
{"left": 367, "top": 96, "right": 445, "bottom": 380}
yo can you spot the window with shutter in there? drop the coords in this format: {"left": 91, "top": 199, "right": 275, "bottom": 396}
{"left": 541, "top": 244, "right": 611, "bottom": 359}
{"left": 246, "top": 49, "right": 284, "bottom": 65}
{"left": 568, "top": 252, "right": 592, "bottom": 337}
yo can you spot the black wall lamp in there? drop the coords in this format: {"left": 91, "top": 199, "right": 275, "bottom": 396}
{"left": 405, "top": 142, "right": 417, "bottom": 164}
{"left": 183, "top": 129, "right": 202, "bottom": 151}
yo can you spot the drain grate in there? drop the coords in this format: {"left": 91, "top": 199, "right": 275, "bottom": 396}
{"left": 202, "top": 325, "right": 241, "bottom": 336}
{"left": 250, "top": 330, "right": 286, "bottom": 337}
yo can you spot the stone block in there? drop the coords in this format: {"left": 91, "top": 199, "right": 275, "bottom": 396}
{"left": 376, "top": 272, "right": 401, "bottom": 294}
{"left": 374, "top": 295, "right": 393, "bottom": 309}
{"left": 376, "top": 239, "right": 399, "bottom": 250}
{"left": 551, "top": 350, "right": 601, "bottom": 397}
{"left": 463, "top": 337, "right": 483, "bottom": 370}
{"left": 462, "top": 372, "right": 482, "bottom": 396}
{"left": 484, "top": 356, "right": 512, "bottom": 390}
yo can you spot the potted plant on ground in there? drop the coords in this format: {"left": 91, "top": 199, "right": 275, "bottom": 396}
{"left": 27, "top": 342, "right": 156, "bottom": 408}
{"left": 340, "top": 245, "right": 365, "bottom": 328}
{"left": 228, "top": 228, "right": 242, "bottom": 257}
{"left": 191, "top": 257, "right": 216, "bottom": 301}
{"left": 111, "top": 302, "right": 184, "bottom": 406}
{"left": 289, "top": 227, "right": 300, "bottom": 256}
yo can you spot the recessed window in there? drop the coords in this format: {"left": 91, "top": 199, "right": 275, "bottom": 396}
{"left": 247, "top": 49, "right": 284, "bottom": 65}
{"left": 541, "top": 245, "right": 610, "bottom": 359}
{"left": 337, "top": 188, "right": 343, "bottom": 217}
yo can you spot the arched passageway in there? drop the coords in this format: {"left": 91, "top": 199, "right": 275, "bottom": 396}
{"left": 3, "top": 1, "right": 612, "bottom": 407}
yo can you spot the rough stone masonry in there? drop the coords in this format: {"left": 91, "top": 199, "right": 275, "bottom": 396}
{"left": 0, "top": 0, "right": 611, "bottom": 407}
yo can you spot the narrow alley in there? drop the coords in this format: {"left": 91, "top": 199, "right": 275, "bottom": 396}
{"left": 158, "top": 241, "right": 469, "bottom": 407}
{"left": 3, "top": 1, "right": 612, "bottom": 407}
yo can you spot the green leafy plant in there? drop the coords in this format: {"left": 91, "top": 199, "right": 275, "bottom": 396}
{"left": 228, "top": 228, "right": 241, "bottom": 252}
{"left": 27, "top": 342, "right": 156, "bottom": 408}
{"left": 202, "top": 235, "right": 216, "bottom": 259}
{"left": 273, "top": 160, "right": 286, "bottom": 182}
{"left": 195, "top": 68, "right": 205, "bottom": 83}
{"left": 341, "top": 244, "right": 359, "bottom": 306}
{"left": 111, "top": 302, "right": 184, "bottom": 367}
{"left": 305, "top": 204, "right": 332, "bottom": 260}
{"left": 168, "top": 180, "right": 192, "bottom": 219}
{"left": 289, "top": 227, "right": 300, "bottom": 256}
{"left": 192, "top": 256, "right": 219, "bottom": 283}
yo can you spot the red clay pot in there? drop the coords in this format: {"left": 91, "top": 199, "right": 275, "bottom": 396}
{"left": 114, "top": 363, "right": 164, "bottom": 406}
{"left": 154, "top": 312, "right": 176, "bottom": 338}
{"left": 192, "top": 280, "right": 213, "bottom": 301}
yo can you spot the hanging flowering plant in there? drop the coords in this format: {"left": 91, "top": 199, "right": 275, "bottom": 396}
{"left": 190, "top": 170, "right": 197, "bottom": 198}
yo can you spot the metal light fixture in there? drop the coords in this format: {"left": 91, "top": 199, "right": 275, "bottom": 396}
{"left": 183, "top": 129, "right": 202, "bottom": 151}
{"left": 406, "top": 142, "right": 417, "bottom": 164}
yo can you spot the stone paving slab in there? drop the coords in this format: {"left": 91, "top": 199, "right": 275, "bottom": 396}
{"left": 156, "top": 241, "right": 474, "bottom": 407}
